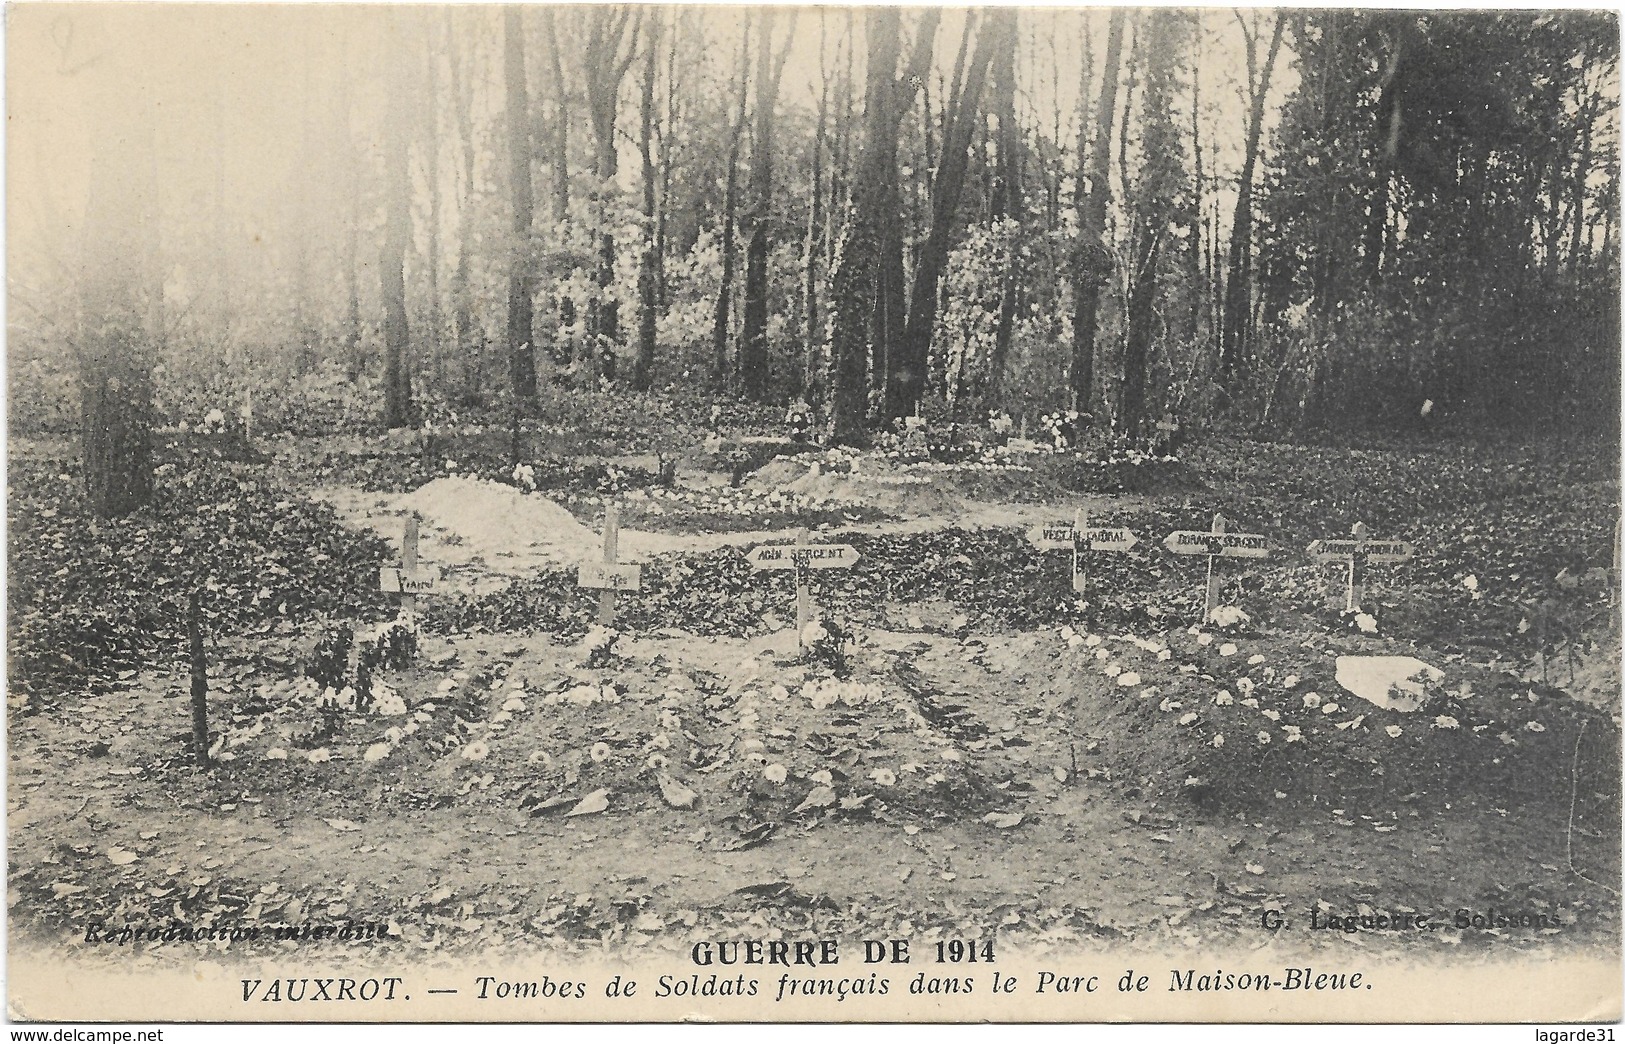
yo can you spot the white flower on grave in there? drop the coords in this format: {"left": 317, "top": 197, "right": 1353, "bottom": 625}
{"left": 1526, "top": 721, "right": 1547, "bottom": 733}
{"left": 647, "top": 732, "right": 672, "bottom": 751}
{"left": 1282, "top": 674, "right": 1301, "bottom": 689}
{"left": 1060, "top": 625, "right": 1076, "bottom": 641}
{"left": 1282, "top": 726, "right": 1303, "bottom": 743}
{"left": 1085, "top": 635, "right": 1103, "bottom": 647}
{"left": 462, "top": 741, "right": 490, "bottom": 761}
{"left": 1262, "top": 709, "right": 1281, "bottom": 721}
{"left": 1355, "top": 613, "right": 1379, "bottom": 634}
{"left": 940, "top": 748, "right": 963, "bottom": 763}
{"left": 1236, "top": 678, "right": 1255, "bottom": 697}
{"left": 1066, "top": 634, "right": 1084, "bottom": 649}
{"left": 1241, "top": 698, "right": 1260, "bottom": 708}
{"left": 1385, "top": 725, "right": 1403, "bottom": 739}
{"left": 1094, "top": 648, "right": 1110, "bottom": 662}
{"left": 501, "top": 696, "right": 527, "bottom": 713}
{"left": 1196, "top": 633, "right": 1215, "bottom": 647}
{"left": 306, "top": 748, "right": 332, "bottom": 763}
{"left": 800, "top": 621, "right": 829, "bottom": 646}
{"left": 1184, "top": 776, "right": 1203, "bottom": 787}
{"left": 646, "top": 753, "right": 668, "bottom": 770}
{"left": 589, "top": 742, "right": 611, "bottom": 763}
{"left": 1257, "top": 731, "right": 1272, "bottom": 746}
{"left": 764, "top": 764, "right": 788, "bottom": 784}
{"left": 870, "top": 768, "right": 897, "bottom": 786}
{"left": 1461, "top": 575, "right": 1479, "bottom": 592}
{"left": 1116, "top": 671, "right": 1141, "bottom": 687}
{"left": 1210, "top": 606, "right": 1250, "bottom": 628}
{"left": 1178, "top": 712, "right": 1198, "bottom": 726}
{"left": 1157, "top": 649, "right": 1173, "bottom": 662}
{"left": 1159, "top": 697, "right": 1180, "bottom": 712}
{"left": 1210, "top": 734, "right": 1225, "bottom": 749}
{"left": 1219, "top": 643, "right": 1239, "bottom": 657}
{"left": 1215, "top": 689, "right": 1234, "bottom": 706}
{"left": 1104, "top": 664, "right": 1123, "bottom": 678}
{"left": 1140, "top": 687, "right": 1159, "bottom": 701}
{"left": 1321, "top": 702, "right": 1340, "bottom": 715}
{"left": 203, "top": 407, "right": 226, "bottom": 429}
{"left": 811, "top": 769, "right": 835, "bottom": 784}
{"left": 266, "top": 748, "right": 288, "bottom": 761}
{"left": 372, "top": 683, "right": 407, "bottom": 717}
{"left": 364, "top": 743, "right": 392, "bottom": 764}
{"left": 1247, "top": 654, "right": 1266, "bottom": 666}
{"left": 1432, "top": 716, "right": 1460, "bottom": 730}
{"left": 1302, "top": 692, "right": 1322, "bottom": 709}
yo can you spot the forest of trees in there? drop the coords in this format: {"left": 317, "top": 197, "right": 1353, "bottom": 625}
{"left": 9, "top": 6, "right": 1621, "bottom": 513}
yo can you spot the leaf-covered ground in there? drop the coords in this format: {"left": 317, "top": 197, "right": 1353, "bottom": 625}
{"left": 7, "top": 428, "right": 1620, "bottom": 965}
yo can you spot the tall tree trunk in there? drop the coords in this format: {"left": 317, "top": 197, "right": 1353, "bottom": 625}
{"left": 1121, "top": 11, "right": 1184, "bottom": 440}
{"left": 739, "top": 11, "right": 797, "bottom": 402}
{"left": 583, "top": 10, "right": 642, "bottom": 381}
{"left": 711, "top": 21, "right": 752, "bottom": 384}
{"left": 504, "top": 7, "right": 539, "bottom": 400}
{"left": 541, "top": 8, "right": 577, "bottom": 361}
{"left": 633, "top": 15, "right": 660, "bottom": 391}
{"left": 79, "top": 69, "right": 156, "bottom": 517}
{"left": 1069, "top": 9, "right": 1125, "bottom": 414}
{"left": 828, "top": 8, "right": 937, "bottom": 443}
{"left": 893, "top": 11, "right": 1000, "bottom": 420}
{"left": 382, "top": 18, "right": 416, "bottom": 429}
{"left": 540, "top": 8, "right": 570, "bottom": 224}
{"left": 986, "top": 11, "right": 1022, "bottom": 393}
{"left": 801, "top": 18, "right": 831, "bottom": 398}
{"left": 1219, "top": 12, "right": 1285, "bottom": 390}
{"left": 447, "top": 16, "right": 477, "bottom": 383}
{"left": 424, "top": 33, "right": 445, "bottom": 391}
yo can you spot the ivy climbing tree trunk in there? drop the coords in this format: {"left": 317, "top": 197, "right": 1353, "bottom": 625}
{"left": 986, "top": 11, "right": 1021, "bottom": 393}
{"left": 738, "top": 11, "right": 797, "bottom": 403}
{"left": 893, "top": 11, "right": 1000, "bottom": 421}
{"left": 1219, "top": 11, "right": 1284, "bottom": 391}
{"left": 632, "top": 14, "right": 660, "bottom": 391}
{"left": 827, "top": 8, "right": 937, "bottom": 444}
{"left": 382, "top": 16, "right": 416, "bottom": 428}
{"left": 504, "top": 7, "right": 539, "bottom": 401}
{"left": 1069, "top": 9, "right": 1125, "bottom": 416}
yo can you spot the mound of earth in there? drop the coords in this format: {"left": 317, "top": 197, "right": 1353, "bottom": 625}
{"left": 404, "top": 476, "right": 602, "bottom": 560}
{"left": 752, "top": 458, "right": 967, "bottom": 518}
{"left": 1053, "top": 621, "right": 1621, "bottom": 844}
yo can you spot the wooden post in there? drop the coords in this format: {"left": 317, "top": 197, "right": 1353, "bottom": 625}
{"left": 598, "top": 501, "right": 621, "bottom": 626}
{"left": 402, "top": 513, "right": 420, "bottom": 625}
{"left": 1346, "top": 521, "right": 1369, "bottom": 613}
{"left": 241, "top": 388, "right": 254, "bottom": 443}
{"left": 1071, "top": 507, "right": 1088, "bottom": 596}
{"left": 188, "top": 589, "right": 211, "bottom": 767}
{"left": 1204, "top": 513, "right": 1226, "bottom": 624}
{"left": 794, "top": 527, "right": 811, "bottom": 652}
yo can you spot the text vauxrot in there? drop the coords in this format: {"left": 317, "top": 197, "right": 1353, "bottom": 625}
{"left": 1169, "top": 967, "right": 1366, "bottom": 991}
{"left": 241, "top": 977, "right": 404, "bottom": 1002}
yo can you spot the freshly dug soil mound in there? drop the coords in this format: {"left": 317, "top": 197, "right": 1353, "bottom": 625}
{"left": 403, "top": 476, "right": 602, "bottom": 560}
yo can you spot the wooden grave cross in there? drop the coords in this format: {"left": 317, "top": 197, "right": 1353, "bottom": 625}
{"left": 576, "top": 501, "right": 642, "bottom": 625}
{"left": 1162, "top": 512, "right": 1271, "bottom": 623}
{"left": 378, "top": 513, "right": 442, "bottom": 625}
{"left": 1026, "top": 508, "right": 1138, "bottom": 603}
{"left": 745, "top": 528, "right": 860, "bottom": 652}
{"left": 1307, "top": 521, "right": 1415, "bottom": 613}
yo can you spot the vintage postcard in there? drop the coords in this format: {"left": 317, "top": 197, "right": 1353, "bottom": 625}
{"left": 6, "top": 1, "right": 1621, "bottom": 1025}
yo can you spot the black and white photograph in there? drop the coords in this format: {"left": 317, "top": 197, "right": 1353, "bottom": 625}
{"left": 5, "top": 2, "right": 1622, "bottom": 1024}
